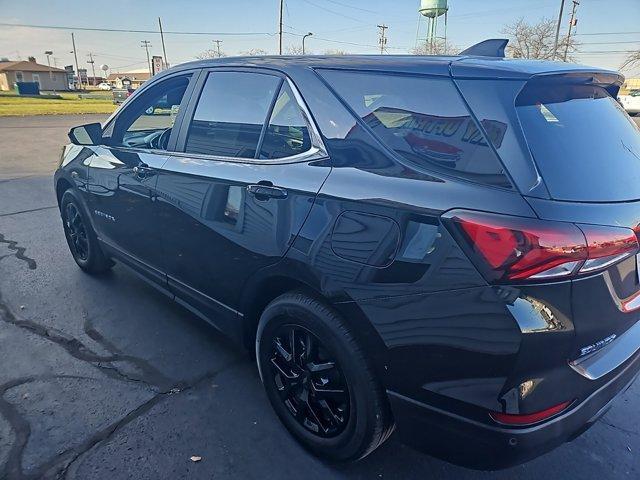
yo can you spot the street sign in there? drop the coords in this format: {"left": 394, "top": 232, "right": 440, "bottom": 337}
{"left": 152, "top": 56, "right": 165, "bottom": 75}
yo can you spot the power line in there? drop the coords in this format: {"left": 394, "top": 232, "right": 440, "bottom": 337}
{"left": 0, "top": 22, "right": 274, "bottom": 36}
{"left": 298, "top": 0, "right": 371, "bottom": 24}
{"left": 575, "top": 31, "right": 640, "bottom": 36}
{"left": 575, "top": 50, "right": 636, "bottom": 54}
{"left": 579, "top": 40, "right": 640, "bottom": 45}
{"left": 322, "top": 0, "right": 380, "bottom": 14}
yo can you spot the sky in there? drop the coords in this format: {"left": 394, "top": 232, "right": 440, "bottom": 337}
{"left": 0, "top": 0, "right": 638, "bottom": 77}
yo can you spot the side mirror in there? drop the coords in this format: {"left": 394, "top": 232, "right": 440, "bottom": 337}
{"left": 68, "top": 123, "right": 102, "bottom": 146}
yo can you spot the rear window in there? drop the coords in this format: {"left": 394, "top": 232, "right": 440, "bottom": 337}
{"left": 516, "top": 82, "right": 640, "bottom": 202}
{"left": 319, "top": 70, "right": 511, "bottom": 188}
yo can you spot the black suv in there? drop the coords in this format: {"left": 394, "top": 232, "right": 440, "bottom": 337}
{"left": 54, "top": 40, "right": 640, "bottom": 469}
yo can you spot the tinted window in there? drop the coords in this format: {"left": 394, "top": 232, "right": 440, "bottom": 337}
{"left": 110, "top": 75, "right": 191, "bottom": 150}
{"left": 185, "top": 72, "right": 280, "bottom": 158}
{"left": 516, "top": 82, "right": 640, "bottom": 201}
{"left": 259, "top": 82, "right": 311, "bottom": 159}
{"left": 320, "top": 70, "right": 510, "bottom": 188}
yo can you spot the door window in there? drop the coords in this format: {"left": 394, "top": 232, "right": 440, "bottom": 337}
{"left": 108, "top": 74, "right": 191, "bottom": 151}
{"left": 259, "top": 82, "right": 311, "bottom": 159}
{"left": 185, "top": 71, "right": 281, "bottom": 158}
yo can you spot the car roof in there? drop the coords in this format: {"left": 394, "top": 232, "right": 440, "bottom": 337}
{"left": 166, "top": 54, "right": 620, "bottom": 81}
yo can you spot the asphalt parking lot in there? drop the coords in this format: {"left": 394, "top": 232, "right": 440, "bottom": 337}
{"left": 1, "top": 114, "right": 640, "bottom": 480}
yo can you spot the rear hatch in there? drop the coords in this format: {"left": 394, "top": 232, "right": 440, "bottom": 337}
{"left": 515, "top": 75, "right": 640, "bottom": 363}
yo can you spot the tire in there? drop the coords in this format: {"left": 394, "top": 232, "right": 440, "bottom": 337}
{"left": 256, "top": 291, "right": 394, "bottom": 462}
{"left": 60, "top": 189, "right": 113, "bottom": 274}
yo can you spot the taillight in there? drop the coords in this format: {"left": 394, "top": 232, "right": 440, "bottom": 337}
{"left": 443, "top": 210, "right": 639, "bottom": 283}
{"left": 579, "top": 224, "right": 639, "bottom": 273}
{"left": 489, "top": 400, "right": 573, "bottom": 426}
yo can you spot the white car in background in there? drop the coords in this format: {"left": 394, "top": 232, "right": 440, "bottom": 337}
{"left": 97, "top": 82, "right": 112, "bottom": 91}
{"left": 619, "top": 90, "right": 640, "bottom": 116}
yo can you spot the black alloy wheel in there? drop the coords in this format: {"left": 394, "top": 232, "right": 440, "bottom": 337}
{"left": 64, "top": 202, "right": 89, "bottom": 262}
{"left": 269, "top": 324, "right": 350, "bottom": 438}
{"left": 60, "top": 189, "right": 113, "bottom": 274}
{"left": 257, "top": 291, "right": 394, "bottom": 461}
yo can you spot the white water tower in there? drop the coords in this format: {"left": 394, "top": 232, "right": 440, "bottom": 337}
{"left": 419, "top": 0, "right": 449, "bottom": 54}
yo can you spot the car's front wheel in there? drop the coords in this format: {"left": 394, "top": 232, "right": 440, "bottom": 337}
{"left": 256, "top": 291, "right": 394, "bottom": 461}
{"left": 60, "top": 189, "right": 113, "bottom": 274}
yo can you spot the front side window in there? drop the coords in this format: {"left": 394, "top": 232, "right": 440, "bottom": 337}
{"left": 319, "top": 70, "right": 511, "bottom": 188}
{"left": 259, "top": 82, "right": 311, "bottom": 159}
{"left": 109, "top": 74, "right": 191, "bottom": 150}
{"left": 185, "top": 72, "right": 281, "bottom": 158}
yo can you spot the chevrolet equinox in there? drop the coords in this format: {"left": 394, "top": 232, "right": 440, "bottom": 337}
{"left": 54, "top": 39, "right": 640, "bottom": 469}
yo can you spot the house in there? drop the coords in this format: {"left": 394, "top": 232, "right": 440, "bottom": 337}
{"left": 106, "top": 71, "right": 151, "bottom": 89}
{"left": 0, "top": 59, "right": 70, "bottom": 91}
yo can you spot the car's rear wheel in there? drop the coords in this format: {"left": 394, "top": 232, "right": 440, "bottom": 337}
{"left": 256, "top": 291, "right": 394, "bottom": 461}
{"left": 60, "top": 189, "right": 113, "bottom": 274}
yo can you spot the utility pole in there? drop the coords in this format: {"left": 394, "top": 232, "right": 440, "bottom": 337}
{"left": 86, "top": 52, "right": 96, "bottom": 86}
{"left": 563, "top": 0, "right": 579, "bottom": 62}
{"left": 552, "top": 0, "right": 566, "bottom": 60}
{"left": 158, "top": 17, "right": 168, "bottom": 68}
{"left": 71, "top": 33, "right": 82, "bottom": 90}
{"left": 279, "top": 0, "right": 284, "bottom": 55}
{"left": 213, "top": 40, "right": 223, "bottom": 58}
{"left": 377, "top": 24, "right": 388, "bottom": 54}
{"left": 141, "top": 40, "right": 152, "bottom": 76}
{"left": 302, "top": 32, "right": 313, "bottom": 55}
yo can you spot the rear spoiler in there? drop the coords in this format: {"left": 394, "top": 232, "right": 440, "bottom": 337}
{"left": 526, "top": 71, "right": 625, "bottom": 99}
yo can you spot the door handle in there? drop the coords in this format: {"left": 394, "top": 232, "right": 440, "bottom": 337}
{"left": 247, "top": 183, "right": 288, "bottom": 200}
{"left": 132, "top": 164, "right": 153, "bottom": 179}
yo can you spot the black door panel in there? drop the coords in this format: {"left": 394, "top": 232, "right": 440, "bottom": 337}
{"left": 156, "top": 157, "right": 331, "bottom": 320}
{"left": 86, "top": 147, "right": 168, "bottom": 279}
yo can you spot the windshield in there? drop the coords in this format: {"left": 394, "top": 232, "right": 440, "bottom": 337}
{"left": 516, "top": 82, "right": 640, "bottom": 202}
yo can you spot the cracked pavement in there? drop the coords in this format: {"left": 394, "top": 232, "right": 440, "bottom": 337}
{"left": 0, "top": 115, "right": 639, "bottom": 479}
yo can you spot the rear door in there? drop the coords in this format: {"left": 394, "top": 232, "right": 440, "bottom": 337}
{"left": 155, "top": 68, "right": 331, "bottom": 332}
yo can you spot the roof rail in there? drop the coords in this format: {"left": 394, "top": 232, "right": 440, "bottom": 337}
{"left": 460, "top": 39, "right": 509, "bottom": 58}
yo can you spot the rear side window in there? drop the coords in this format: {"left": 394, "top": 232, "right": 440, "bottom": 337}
{"left": 319, "top": 70, "right": 511, "bottom": 188}
{"left": 516, "top": 82, "right": 640, "bottom": 202}
{"left": 185, "top": 72, "right": 280, "bottom": 158}
{"left": 259, "top": 82, "right": 311, "bottom": 159}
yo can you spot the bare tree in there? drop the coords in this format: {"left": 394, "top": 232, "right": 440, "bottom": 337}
{"left": 196, "top": 48, "right": 226, "bottom": 60}
{"left": 501, "top": 17, "right": 579, "bottom": 61}
{"left": 411, "top": 39, "right": 459, "bottom": 56}
{"left": 324, "top": 49, "right": 348, "bottom": 55}
{"left": 621, "top": 50, "right": 640, "bottom": 71}
{"left": 240, "top": 48, "right": 268, "bottom": 56}
{"left": 285, "top": 45, "right": 304, "bottom": 55}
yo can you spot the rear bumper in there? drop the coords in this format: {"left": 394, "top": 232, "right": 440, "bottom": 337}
{"left": 388, "top": 349, "right": 640, "bottom": 470}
